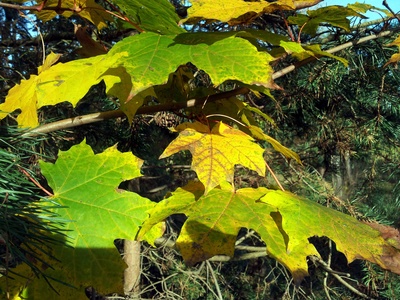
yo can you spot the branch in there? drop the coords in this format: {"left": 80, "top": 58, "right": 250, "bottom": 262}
{"left": 24, "top": 87, "right": 250, "bottom": 136}
{"left": 273, "top": 29, "right": 397, "bottom": 80}
{"left": 21, "top": 28, "right": 399, "bottom": 136}
{"left": 383, "top": 0, "right": 400, "bottom": 22}
{"left": 309, "top": 256, "right": 374, "bottom": 300}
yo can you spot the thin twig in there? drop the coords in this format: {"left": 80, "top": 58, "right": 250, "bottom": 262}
{"left": 322, "top": 240, "right": 333, "bottom": 300}
{"left": 265, "top": 160, "right": 285, "bottom": 191}
{"left": 273, "top": 29, "right": 397, "bottom": 80}
{"left": 310, "top": 256, "right": 373, "bottom": 299}
{"left": 19, "top": 12, "right": 46, "bottom": 64}
{"left": 19, "top": 167, "right": 53, "bottom": 196}
{"left": 206, "top": 261, "right": 223, "bottom": 300}
{"left": 383, "top": 0, "right": 400, "bottom": 22}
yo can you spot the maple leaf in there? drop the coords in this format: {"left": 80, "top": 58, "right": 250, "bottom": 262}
{"left": 139, "top": 182, "right": 400, "bottom": 284}
{"left": 248, "top": 125, "right": 301, "bottom": 164}
{"left": 384, "top": 36, "right": 400, "bottom": 67}
{"left": 280, "top": 41, "right": 348, "bottom": 66}
{"left": 160, "top": 122, "right": 265, "bottom": 194}
{"left": 8, "top": 140, "right": 160, "bottom": 298}
{"left": 288, "top": 6, "right": 365, "bottom": 36}
{"left": 0, "top": 52, "right": 126, "bottom": 128}
{"left": 182, "top": 0, "right": 295, "bottom": 25}
{"left": 0, "top": 52, "right": 60, "bottom": 128}
{"left": 113, "top": 0, "right": 185, "bottom": 35}
{"left": 36, "top": 0, "right": 113, "bottom": 29}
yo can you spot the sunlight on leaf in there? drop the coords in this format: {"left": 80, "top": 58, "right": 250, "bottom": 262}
{"left": 160, "top": 122, "right": 265, "bottom": 194}
{"left": 28, "top": 140, "right": 159, "bottom": 297}
{"left": 139, "top": 182, "right": 400, "bottom": 284}
{"left": 182, "top": 0, "right": 295, "bottom": 25}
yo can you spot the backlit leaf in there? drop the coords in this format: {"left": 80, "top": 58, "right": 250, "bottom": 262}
{"left": 113, "top": 0, "right": 185, "bottom": 35}
{"left": 260, "top": 190, "right": 400, "bottom": 279}
{"left": 0, "top": 53, "right": 126, "bottom": 128}
{"left": 139, "top": 182, "right": 400, "bottom": 284}
{"left": 182, "top": 0, "right": 295, "bottom": 25}
{"left": 289, "top": 6, "right": 366, "bottom": 36}
{"left": 35, "top": 0, "right": 113, "bottom": 29}
{"left": 0, "top": 52, "right": 61, "bottom": 128}
{"left": 160, "top": 122, "right": 265, "bottom": 194}
{"left": 248, "top": 125, "right": 301, "bottom": 164}
{"left": 109, "top": 32, "right": 277, "bottom": 119}
{"left": 31, "top": 140, "right": 158, "bottom": 297}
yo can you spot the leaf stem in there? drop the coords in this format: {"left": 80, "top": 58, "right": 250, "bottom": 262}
{"left": 265, "top": 161, "right": 285, "bottom": 191}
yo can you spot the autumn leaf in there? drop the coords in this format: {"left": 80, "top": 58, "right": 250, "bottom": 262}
{"left": 109, "top": 32, "right": 277, "bottom": 92}
{"left": 139, "top": 182, "right": 400, "bottom": 284}
{"left": 1, "top": 31, "right": 277, "bottom": 128}
{"left": 288, "top": 6, "right": 366, "bottom": 36}
{"left": 260, "top": 190, "right": 400, "bottom": 280}
{"left": 14, "top": 140, "right": 159, "bottom": 298}
{"left": 35, "top": 0, "right": 113, "bottom": 29}
{"left": 0, "top": 52, "right": 61, "bottom": 128}
{"left": 384, "top": 36, "right": 400, "bottom": 67}
{"left": 160, "top": 122, "right": 265, "bottom": 194}
{"left": 280, "top": 41, "right": 348, "bottom": 66}
{"left": 248, "top": 125, "right": 301, "bottom": 164}
{"left": 182, "top": 0, "right": 295, "bottom": 25}
{"left": 0, "top": 52, "right": 126, "bottom": 128}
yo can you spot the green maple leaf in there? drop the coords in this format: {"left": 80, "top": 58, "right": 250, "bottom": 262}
{"left": 1, "top": 32, "right": 277, "bottom": 128}
{"left": 160, "top": 121, "right": 265, "bottom": 194}
{"left": 9, "top": 140, "right": 158, "bottom": 298}
{"left": 113, "top": 0, "right": 185, "bottom": 35}
{"left": 109, "top": 31, "right": 277, "bottom": 118}
{"left": 139, "top": 182, "right": 400, "bottom": 284}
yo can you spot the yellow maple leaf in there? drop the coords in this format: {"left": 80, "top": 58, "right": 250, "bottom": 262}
{"left": 0, "top": 52, "right": 126, "bottom": 128}
{"left": 160, "top": 121, "right": 265, "bottom": 194}
{"left": 0, "top": 52, "right": 61, "bottom": 128}
{"left": 182, "top": 0, "right": 295, "bottom": 25}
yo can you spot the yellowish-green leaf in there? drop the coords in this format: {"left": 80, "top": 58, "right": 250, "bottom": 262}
{"left": 248, "top": 125, "right": 301, "bottom": 164}
{"left": 347, "top": 2, "right": 390, "bottom": 16}
{"left": 384, "top": 53, "right": 400, "bottom": 68}
{"left": 288, "top": 6, "right": 366, "bottom": 36}
{"left": 138, "top": 182, "right": 317, "bottom": 282}
{"left": 35, "top": 0, "right": 113, "bottom": 29}
{"left": 384, "top": 36, "right": 400, "bottom": 67}
{"left": 302, "top": 44, "right": 348, "bottom": 66}
{"left": 182, "top": 0, "right": 295, "bottom": 25}
{"left": 0, "top": 52, "right": 61, "bottom": 128}
{"left": 280, "top": 41, "right": 348, "bottom": 65}
{"left": 386, "top": 35, "right": 400, "bottom": 49}
{"left": 160, "top": 122, "right": 265, "bottom": 194}
{"left": 260, "top": 190, "right": 400, "bottom": 278}
{"left": 139, "top": 182, "right": 400, "bottom": 284}
{"left": 0, "top": 53, "right": 126, "bottom": 128}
